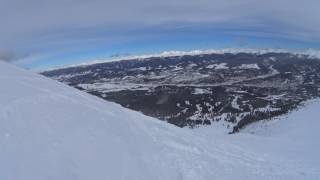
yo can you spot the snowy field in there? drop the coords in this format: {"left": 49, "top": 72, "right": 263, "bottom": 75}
{"left": 0, "top": 61, "right": 319, "bottom": 180}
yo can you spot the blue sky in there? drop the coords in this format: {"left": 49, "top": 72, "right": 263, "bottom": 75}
{"left": 28, "top": 34, "right": 320, "bottom": 70}
{"left": 0, "top": 0, "right": 319, "bottom": 69}
{"left": 25, "top": 28, "right": 320, "bottom": 70}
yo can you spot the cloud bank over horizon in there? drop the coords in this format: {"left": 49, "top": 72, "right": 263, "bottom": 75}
{"left": 1, "top": 0, "right": 319, "bottom": 68}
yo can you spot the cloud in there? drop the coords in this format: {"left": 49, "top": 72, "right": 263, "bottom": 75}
{"left": 0, "top": 51, "right": 18, "bottom": 62}
{"left": 0, "top": 0, "right": 319, "bottom": 66}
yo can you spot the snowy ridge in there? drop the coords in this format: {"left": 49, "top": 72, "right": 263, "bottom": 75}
{"left": 1, "top": 61, "right": 320, "bottom": 179}
{"left": 44, "top": 48, "right": 320, "bottom": 71}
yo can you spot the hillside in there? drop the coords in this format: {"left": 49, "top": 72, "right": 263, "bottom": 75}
{"left": 1, "top": 61, "right": 319, "bottom": 179}
{"left": 42, "top": 51, "right": 320, "bottom": 132}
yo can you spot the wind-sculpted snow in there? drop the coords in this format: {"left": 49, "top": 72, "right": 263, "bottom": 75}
{"left": 1, "top": 61, "right": 319, "bottom": 179}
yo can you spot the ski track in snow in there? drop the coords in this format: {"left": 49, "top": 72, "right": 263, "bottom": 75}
{"left": 0, "top": 61, "right": 319, "bottom": 180}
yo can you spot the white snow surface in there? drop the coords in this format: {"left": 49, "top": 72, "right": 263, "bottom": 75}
{"left": 1, "top": 61, "right": 320, "bottom": 180}
{"left": 206, "top": 63, "right": 229, "bottom": 70}
{"left": 237, "top": 63, "right": 260, "bottom": 69}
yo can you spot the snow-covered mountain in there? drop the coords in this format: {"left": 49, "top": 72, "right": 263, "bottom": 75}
{"left": 1, "top": 61, "right": 319, "bottom": 179}
{"left": 42, "top": 52, "right": 320, "bottom": 132}
{"left": 44, "top": 48, "right": 320, "bottom": 70}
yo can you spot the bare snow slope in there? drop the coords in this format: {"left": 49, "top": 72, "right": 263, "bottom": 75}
{"left": 0, "top": 61, "right": 319, "bottom": 180}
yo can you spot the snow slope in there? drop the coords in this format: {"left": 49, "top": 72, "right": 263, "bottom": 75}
{"left": 197, "top": 99, "right": 320, "bottom": 179}
{"left": 1, "top": 61, "right": 319, "bottom": 180}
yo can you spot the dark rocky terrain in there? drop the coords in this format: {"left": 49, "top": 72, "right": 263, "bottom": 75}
{"left": 42, "top": 52, "right": 320, "bottom": 133}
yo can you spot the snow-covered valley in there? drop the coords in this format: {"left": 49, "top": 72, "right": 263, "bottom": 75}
{"left": 1, "top": 61, "right": 319, "bottom": 179}
{"left": 43, "top": 52, "right": 320, "bottom": 131}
